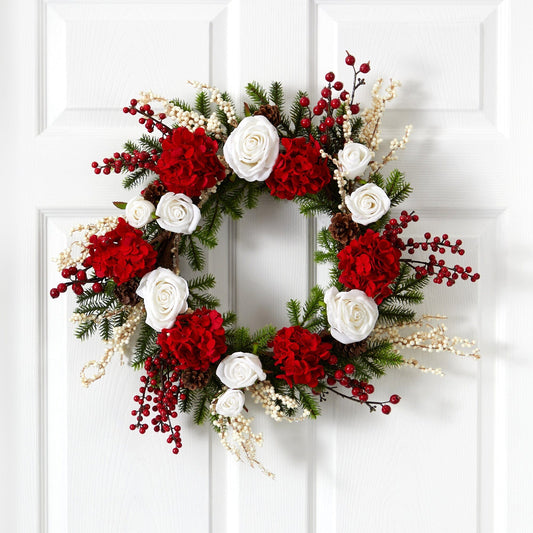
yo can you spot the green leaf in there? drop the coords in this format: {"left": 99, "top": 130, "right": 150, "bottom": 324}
{"left": 113, "top": 201, "right": 127, "bottom": 210}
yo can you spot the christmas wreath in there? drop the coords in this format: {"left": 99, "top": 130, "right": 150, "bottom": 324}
{"left": 51, "top": 51, "right": 480, "bottom": 477}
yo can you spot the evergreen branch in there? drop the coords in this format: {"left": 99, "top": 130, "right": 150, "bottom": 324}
{"left": 295, "top": 385, "right": 321, "bottom": 419}
{"left": 98, "top": 318, "right": 112, "bottom": 341}
{"left": 195, "top": 90, "right": 212, "bottom": 117}
{"left": 301, "top": 286, "right": 324, "bottom": 327}
{"left": 122, "top": 167, "right": 154, "bottom": 189}
{"left": 188, "top": 274, "right": 216, "bottom": 292}
{"left": 352, "top": 340, "right": 404, "bottom": 381}
{"left": 178, "top": 389, "right": 196, "bottom": 414}
{"left": 138, "top": 134, "right": 162, "bottom": 153}
{"left": 75, "top": 319, "right": 98, "bottom": 340}
{"left": 286, "top": 299, "right": 302, "bottom": 327}
{"left": 123, "top": 140, "right": 140, "bottom": 154}
{"left": 377, "top": 303, "right": 416, "bottom": 325}
{"left": 385, "top": 169, "right": 412, "bottom": 207}
{"left": 268, "top": 81, "right": 285, "bottom": 108}
{"left": 170, "top": 98, "right": 193, "bottom": 112}
{"left": 222, "top": 311, "right": 237, "bottom": 327}
{"left": 131, "top": 321, "right": 159, "bottom": 369}
{"left": 188, "top": 291, "right": 220, "bottom": 309}
{"left": 193, "top": 391, "right": 210, "bottom": 425}
{"left": 245, "top": 82, "right": 269, "bottom": 106}
{"left": 180, "top": 235, "right": 206, "bottom": 271}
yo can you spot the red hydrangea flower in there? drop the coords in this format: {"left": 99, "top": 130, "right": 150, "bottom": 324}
{"left": 157, "top": 308, "right": 227, "bottom": 372}
{"left": 266, "top": 137, "right": 331, "bottom": 200}
{"left": 270, "top": 326, "right": 332, "bottom": 388}
{"left": 155, "top": 127, "right": 226, "bottom": 198}
{"left": 88, "top": 217, "right": 157, "bottom": 286}
{"left": 338, "top": 229, "right": 401, "bottom": 303}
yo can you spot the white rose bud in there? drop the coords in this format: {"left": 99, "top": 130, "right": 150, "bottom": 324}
{"left": 215, "top": 389, "right": 245, "bottom": 417}
{"left": 136, "top": 267, "right": 189, "bottom": 331}
{"left": 223, "top": 115, "right": 280, "bottom": 182}
{"left": 155, "top": 192, "right": 201, "bottom": 234}
{"left": 345, "top": 183, "right": 391, "bottom": 225}
{"left": 125, "top": 195, "right": 155, "bottom": 228}
{"left": 216, "top": 352, "right": 266, "bottom": 389}
{"left": 324, "top": 287, "right": 378, "bottom": 344}
{"left": 337, "top": 142, "right": 372, "bottom": 180}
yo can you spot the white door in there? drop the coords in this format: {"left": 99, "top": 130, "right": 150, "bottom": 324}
{"left": 3, "top": 0, "right": 532, "bottom": 531}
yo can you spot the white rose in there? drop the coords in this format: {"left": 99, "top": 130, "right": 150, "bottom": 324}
{"left": 337, "top": 142, "right": 372, "bottom": 179}
{"left": 215, "top": 389, "right": 245, "bottom": 417}
{"left": 223, "top": 115, "right": 279, "bottom": 182}
{"left": 216, "top": 352, "right": 266, "bottom": 389}
{"left": 345, "top": 183, "right": 391, "bottom": 225}
{"left": 136, "top": 267, "right": 189, "bottom": 331}
{"left": 125, "top": 196, "right": 155, "bottom": 228}
{"left": 324, "top": 287, "right": 378, "bottom": 344}
{"left": 155, "top": 192, "right": 201, "bottom": 234}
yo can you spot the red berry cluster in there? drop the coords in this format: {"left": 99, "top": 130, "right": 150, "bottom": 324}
{"left": 49, "top": 257, "right": 103, "bottom": 299}
{"left": 130, "top": 357, "right": 184, "bottom": 455}
{"left": 91, "top": 148, "right": 159, "bottom": 175}
{"left": 297, "top": 51, "right": 369, "bottom": 146}
{"left": 325, "top": 364, "right": 400, "bottom": 414}
{"left": 382, "top": 212, "right": 480, "bottom": 286}
{"left": 122, "top": 99, "right": 172, "bottom": 136}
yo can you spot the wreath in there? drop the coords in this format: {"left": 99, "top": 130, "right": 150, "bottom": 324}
{"left": 51, "top": 51, "right": 480, "bottom": 477}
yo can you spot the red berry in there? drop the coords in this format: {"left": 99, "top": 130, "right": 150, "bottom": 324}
{"left": 123, "top": 107, "right": 130, "bottom": 114}
{"left": 76, "top": 270, "right": 87, "bottom": 282}
{"left": 333, "top": 81, "right": 343, "bottom": 91}
{"left": 92, "top": 282, "right": 103, "bottom": 293}
{"left": 313, "top": 106, "right": 322, "bottom": 116}
{"left": 300, "top": 118, "right": 311, "bottom": 128}
{"left": 321, "top": 87, "right": 331, "bottom": 98}
{"left": 340, "top": 91, "right": 349, "bottom": 101}
{"left": 91, "top": 161, "right": 98, "bottom": 168}
{"left": 299, "top": 96, "right": 310, "bottom": 107}
{"left": 317, "top": 99, "right": 327, "bottom": 109}
{"left": 365, "top": 384, "right": 375, "bottom": 394}
{"left": 390, "top": 394, "right": 401, "bottom": 404}
{"left": 359, "top": 62, "right": 370, "bottom": 73}
{"left": 344, "top": 364, "right": 355, "bottom": 374}
{"left": 72, "top": 283, "right": 83, "bottom": 295}
{"left": 324, "top": 116, "right": 334, "bottom": 128}
{"left": 94, "top": 168, "right": 101, "bottom": 175}
{"left": 320, "top": 134, "right": 329, "bottom": 145}
{"left": 318, "top": 122, "right": 327, "bottom": 132}
{"left": 49, "top": 288, "right": 60, "bottom": 299}
{"left": 382, "top": 405, "right": 391, "bottom": 415}
{"left": 330, "top": 98, "right": 341, "bottom": 109}
{"left": 351, "top": 387, "right": 361, "bottom": 397}
{"left": 68, "top": 267, "right": 77, "bottom": 276}
{"left": 336, "top": 116, "right": 344, "bottom": 125}
{"left": 129, "top": 424, "right": 136, "bottom": 430}
{"left": 350, "top": 104, "right": 360, "bottom": 115}
{"left": 61, "top": 268, "right": 71, "bottom": 279}
{"left": 340, "top": 377, "right": 350, "bottom": 388}
{"left": 57, "top": 283, "right": 67, "bottom": 293}
{"left": 327, "top": 377, "right": 336, "bottom": 386}
{"left": 325, "top": 72, "right": 335, "bottom": 82}
{"left": 358, "top": 393, "right": 369, "bottom": 402}
{"left": 334, "top": 370, "right": 344, "bottom": 380}
{"left": 130, "top": 98, "right": 138, "bottom": 106}
{"left": 345, "top": 53, "right": 356, "bottom": 66}
{"left": 328, "top": 356, "right": 338, "bottom": 365}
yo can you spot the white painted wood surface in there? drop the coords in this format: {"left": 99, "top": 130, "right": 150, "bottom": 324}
{"left": 2, "top": 0, "right": 532, "bottom": 531}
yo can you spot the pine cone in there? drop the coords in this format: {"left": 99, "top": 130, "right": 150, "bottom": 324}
{"left": 143, "top": 180, "right": 166, "bottom": 205}
{"left": 320, "top": 330, "right": 367, "bottom": 359}
{"left": 329, "top": 212, "right": 360, "bottom": 245}
{"left": 254, "top": 105, "right": 281, "bottom": 127}
{"left": 331, "top": 338, "right": 368, "bottom": 359}
{"left": 181, "top": 369, "right": 210, "bottom": 390}
{"left": 114, "top": 279, "right": 140, "bottom": 306}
